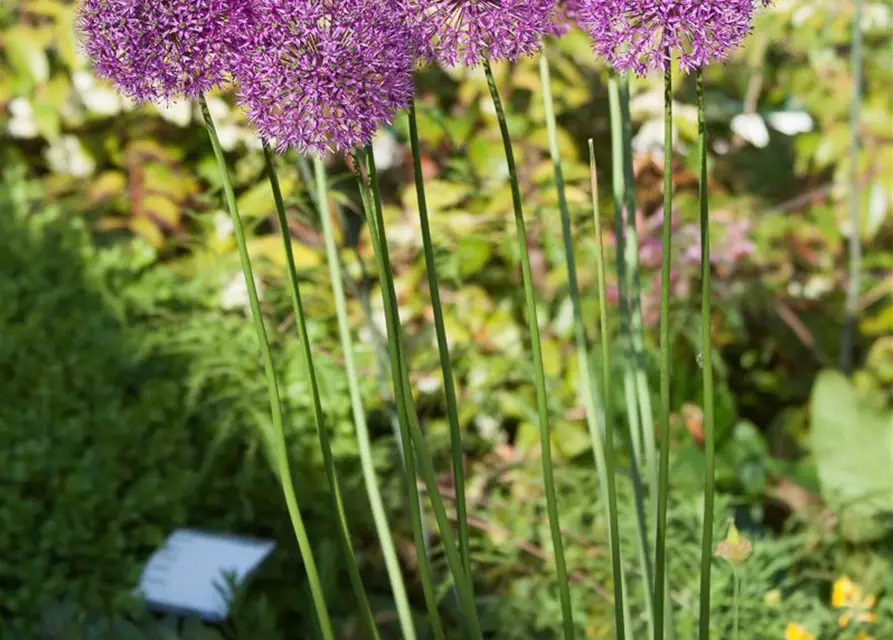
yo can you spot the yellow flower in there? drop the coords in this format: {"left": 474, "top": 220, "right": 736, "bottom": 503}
{"left": 854, "top": 631, "right": 876, "bottom": 640}
{"left": 832, "top": 576, "right": 878, "bottom": 628}
{"left": 785, "top": 623, "right": 815, "bottom": 640}
{"left": 833, "top": 576, "right": 860, "bottom": 608}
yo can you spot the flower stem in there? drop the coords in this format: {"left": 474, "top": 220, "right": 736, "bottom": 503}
{"left": 198, "top": 95, "right": 333, "bottom": 640}
{"left": 589, "top": 138, "right": 626, "bottom": 640}
{"left": 538, "top": 50, "right": 610, "bottom": 515}
{"left": 540, "top": 47, "right": 630, "bottom": 636}
{"left": 483, "top": 57, "right": 575, "bottom": 639}
{"left": 695, "top": 70, "right": 716, "bottom": 640}
{"left": 312, "top": 156, "right": 418, "bottom": 640}
{"left": 608, "top": 75, "right": 656, "bottom": 639}
{"left": 653, "top": 62, "right": 674, "bottom": 640}
{"left": 733, "top": 568, "right": 740, "bottom": 640}
{"left": 355, "top": 146, "right": 482, "bottom": 639}
{"left": 619, "top": 75, "right": 658, "bottom": 503}
{"left": 299, "top": 153, "right": 435, "bottom": 569}
{"left": 407, "top": 98, "right": 470, "bottom": 580}
{"left": 263, "top": 143, "right": 380, "bottom": 640}
{"left": 841, "top": 0, "right": 864, "bottom": 373}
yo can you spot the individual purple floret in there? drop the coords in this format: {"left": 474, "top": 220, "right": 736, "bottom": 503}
{"left": 233, "top": 0, "right": 413, "bottom": 155}
{"left": 580, "top": 0, "right": 771, "bottom": 74}
{"left": 77, "top": 0, "right": 247, "bottom": 103}
{"left": 548, "top": 0, "right": 587, "bottom": 38}
{"left": 405, "top": 0, "right": 558, "bottom": 67}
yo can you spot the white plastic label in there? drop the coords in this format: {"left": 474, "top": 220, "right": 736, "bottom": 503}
{"left": 137, "top": 529, "right": 275, "bottom": 621}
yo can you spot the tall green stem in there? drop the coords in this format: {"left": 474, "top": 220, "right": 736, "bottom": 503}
{"left": 297, "top": 153, "right": 434, "bottom": 568}
{"left": 841, "top": 0, "right": 863, "bottom": 372}
{"left": 350, "top": 154, "right": 447, "bottom": 640}
{"left": 588, "top": 138, "right": 626, "bottom": 640}
{"left": 733, "top": 569, "right": 740, "bottom": 640}
{"left": 608, "top": 76, "right": 656, "bottom": 639}
{"left": 539, "top": 49, "right": 631, "bottom": 635}
{"left": 265, "top": 141, "right": 380, "bottom": 638}
{"left": 407, "top": 99, "right": 471, "bottom": 580}
{"left": 483, "top": 57, "right": 574, "bottom": 639}
{"left": 653, "top": 62, "right": 674, "bottom": 640}
{"left": 619, "top": 76, "right": 658, "bottom": 501}
{"left": 355, "top": 147, "right": 482, "bottom": 639}
{"left": 695, "top": 71, "right": 716, "bottom": 640}
{"left": 198, "top": 95, "right": 333, "bottom": 640}
{"left": 538, "top": 52, "right": 610, "bottom": 509}
{"left": 313, "top": 157, "right": 418, "bottom": 640}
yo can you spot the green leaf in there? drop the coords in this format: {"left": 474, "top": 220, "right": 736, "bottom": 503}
{"left": 809, "top": 369, "right": 893, "bottom": 542}
{"left": 456, "top": 236, "right": 492, "bottom": 277}
{"left": 3, "top": 28, "right": 49, "bottom": 90}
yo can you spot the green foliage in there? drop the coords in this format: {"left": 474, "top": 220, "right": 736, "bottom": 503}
{"left": 0, "top": 192, "right": 408, "bottom": 637}
{"left": 809, "top": 370, "right": 893, "bottom": 542}
{"left": 0, "top": 204, "right": 198, "bottom": 623}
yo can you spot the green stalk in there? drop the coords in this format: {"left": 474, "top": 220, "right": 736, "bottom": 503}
{"left": 263, "top": 144, "right": 379, "bottom": 640}
{"left": 539, "top": 52, "right": 610, "bottom": 501}
{"left": 297, "top": 151, "right": 435, "bottom": 568}
{"left": 407, "top": 99, "right": 471, "bottom": 580}
{"left": 350, "top": 154, "right": 448, "bottom": 640}
{"left": 483, "top": 57, "right": 574, "bottom": 639}
{"left": 606, "top": 80, "right": 644, "bottom": 476}
{"left": 619, "top": 76, "right": 658, "bottom": 501}
{"left": 355, "top": 147, "right": 483, "bottom": 639}
{"left": 588, "top": 138, "right": 626, "bottom": 640}
{"left": 198, "top": 95, "right": 334, "bottom": 640}
{"left": 313, "top": 157, "right": 418, "bottom": 640}
{"left": 539, "top": 50, "right": 633, "bottom": 635}
{"left": 608, "top": 76, "right": 656, "bottom": 639}
{"left": 653, "top": 62, "right": 674, "bottom": 640}
{"left": 841, "top": 0, "right": 864, "bottom": 373}
{"left": 695, "top": 70, "right": 716, "bottom": 640}
{"left": 733, "top": 568, "right": 740, "bottom": 640}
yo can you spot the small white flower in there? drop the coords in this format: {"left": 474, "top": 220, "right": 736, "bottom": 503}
{"left": 6, "top": 98, "right": 39, "bottom": 139}
{"left": 44, "top": 135, "right": 96, "bottom": 178}
{"left": 371, "top": 131, "right": 404, "bottom": 172}
{"left": 220, "top": 272, "right": 262, "bottom": 313}
{"left": 475, "top": 414, "right": 502, "bottom": 442}
{"left": 416, "top": 375, "right": 442, "bottom": 394}
{"left": 73, "top": 71, "right": 122, "bottom": 117}
{"left": 213, "top": 211, "right": 234, "bottom": 242}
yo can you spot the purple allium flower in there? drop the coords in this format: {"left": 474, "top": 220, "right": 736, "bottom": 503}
{"left": 233, "top": 0, "right": 413, "bottom": 155}
{"left": 77, "top": 0, "right": 247, "bottom": 103}
{"left": 581, "top": 0, "right": 771, "bottom": 74}
{"left": 405, "top": 0, "right": 558, "bottom": 67}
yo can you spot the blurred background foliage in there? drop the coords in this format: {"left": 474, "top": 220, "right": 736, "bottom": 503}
{"left": 1, "top": 0, "right": 891, "bottom": 637}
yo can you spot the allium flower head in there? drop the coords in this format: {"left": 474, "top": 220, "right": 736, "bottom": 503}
{"left": 581, "top": 0, "right": 771, "bottom": 74}
{"left": 234, "top": 0, "right": 413, "bottom": 155}
{"left": 405, "top": 0, "right": 558, "bottom": 67}
{"left": 77, "top": 0, "right": 247, "bottom": 103}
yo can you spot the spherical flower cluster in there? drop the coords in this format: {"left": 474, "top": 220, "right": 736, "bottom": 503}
{"left": 233, "top": 0, "right": 414, "bottom": 155}
{"left": 405, "top": 0, "right": 558, "bottom": 67}
{"left": 77, "top": 0, "right": 247, "bottom": 103}
{"left": 581, "top": 0, "right": 769, "bottom": 74}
